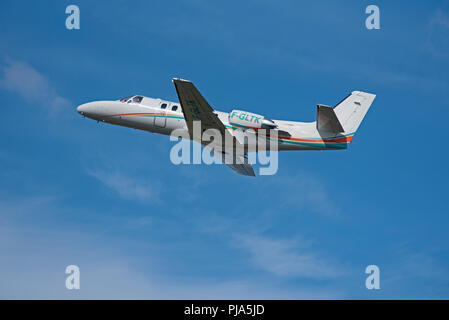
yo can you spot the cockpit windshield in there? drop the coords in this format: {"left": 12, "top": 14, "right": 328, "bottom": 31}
{"left": 132, "top": 96, "right": 143, "bottom": 103}
{"left": 120, "top": 96, "right": 133, "bottom": 102}
{"left": 120, "top": 95, "right": 143, "bottom": 104}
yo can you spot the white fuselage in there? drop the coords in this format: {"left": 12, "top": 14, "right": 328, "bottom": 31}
{"left": 77, "top": 95, "right": 353, "bottom": 151}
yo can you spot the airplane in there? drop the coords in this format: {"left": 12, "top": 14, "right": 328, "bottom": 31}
{"left": 77, "top": 78, "right": 376, "bottom": 176}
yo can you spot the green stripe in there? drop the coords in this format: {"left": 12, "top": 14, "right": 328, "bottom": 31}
{"left": 264, "top": 136, "right": 348, "bottom": 149}
{"left": 125, "top": 114, "right": 352, "bottom": 146}
{"left": 279, "top": 139, "right": 348, "bottom": 149}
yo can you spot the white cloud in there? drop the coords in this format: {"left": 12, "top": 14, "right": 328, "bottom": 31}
{"left": 385, "top": 244, "right": 448, "bottom": 283}
{"left": 269, "top": 173, "right": 337, "bottom": 216}
{"left": 235, "top": 234, "right": 342, "bottom": 279}
{"left": 87, "top": 169, "right": 159, "bottom": 202}
{"left": 0, "top": 58, "right": 71, "bottom": 113}
{"left": 378, "top": 244, "right": 449, "bottom": 299}
{"left": 0, "top": 195, "right": 342, "bottom": 299}
{"left": 427, "top": 8, "right": 449, "bottom": 59}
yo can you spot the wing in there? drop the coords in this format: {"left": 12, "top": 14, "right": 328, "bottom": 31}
{"left": 226, "top": 155, "right": 256, "bottom": 177}
{"left": 173, "top": 78, "right": 229, "bottom": 140}
{"left": 174, "top": 78, "right": 254, "bottom": 176}
{"left": 216, "top": 148, "right": 256, "bottom": 177}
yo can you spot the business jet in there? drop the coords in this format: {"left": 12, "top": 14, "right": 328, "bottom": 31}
{"left": 77, "top": 79, "right": 375, "bottom": 176}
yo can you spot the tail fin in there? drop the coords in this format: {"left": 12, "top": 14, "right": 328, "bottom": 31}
{"left": 333, "top": 91, "right": 376, "bottom": 134}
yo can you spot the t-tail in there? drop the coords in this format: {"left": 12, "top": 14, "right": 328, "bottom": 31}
{"left": 316, "top": 91, "right": 376, "bottom": 147}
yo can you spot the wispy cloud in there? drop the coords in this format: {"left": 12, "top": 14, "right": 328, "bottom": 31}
{"left": 269, "top": 173, "right": 338, "bottom": 216}
{"left": 235, "top": 234, "right": 342, "bottom": 279}
{"left": 380, "top": 244, "right": 449, "bottom": 299}
{"left": 87, "top": 169, "right": 159, "bottom": 202}
{"left": 426, "top": 7, "right": 449, "bottom": 59}
{"left": 385, "top": 244, "right": 449, "bottom": 282}
{"left": 0, "top": 194, "right": 341, "bottom": 299}
{"left": 0, "top": 58, "right": 71, "bottom": 113}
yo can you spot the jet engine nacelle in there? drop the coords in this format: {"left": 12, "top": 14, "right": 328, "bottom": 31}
{"left": 229, "top": 110, "right": 277, "bottom": 129}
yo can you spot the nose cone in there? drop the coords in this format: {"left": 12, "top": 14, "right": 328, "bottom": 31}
{"left": 76, "top": 101, "right": 105, "bottom": 120}
{"left": 77, "top": 100, "right": 121, "bottom": 120}
{"left": 77, "top": 103, "right": 89, "bottom": 115}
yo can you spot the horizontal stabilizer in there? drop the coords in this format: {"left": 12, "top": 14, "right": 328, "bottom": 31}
{"left": 316, "top": 104, "right": 344, "bottom": 133}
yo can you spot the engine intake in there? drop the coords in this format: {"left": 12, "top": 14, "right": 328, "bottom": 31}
{"left": 229, "top": 110, "right": 278, "bottom": 129}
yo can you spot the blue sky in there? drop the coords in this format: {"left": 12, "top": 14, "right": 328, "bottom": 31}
{"left": 0, "top": 0, "right": 449, "bottom": 299}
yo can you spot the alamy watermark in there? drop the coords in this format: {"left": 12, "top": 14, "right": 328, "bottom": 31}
{"left": 365, "top": 265, "right": 380, "bottom": 290}
{"left": 169, "top": 120, "right": 279, "bottom": 175}
{"left": 365, "top": 5, "right": 380, "bottom": 30}
{"left": 65, "top": 265, "right": 80, "bottom": 290}
{"left": 65, "top": 5, "right": 80, "bottom": 30}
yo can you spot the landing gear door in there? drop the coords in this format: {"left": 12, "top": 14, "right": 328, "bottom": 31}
{"left": 155, "top": 102, "right": 167, "bottom": 127}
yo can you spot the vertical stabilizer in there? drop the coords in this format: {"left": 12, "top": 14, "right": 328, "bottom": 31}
{"left": 333, "top": 91, "right": 376, "bottom": 134}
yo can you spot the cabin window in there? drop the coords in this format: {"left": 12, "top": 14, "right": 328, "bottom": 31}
{"left": 172, "top": 105, "right": 178, "bottom": 111}
{"left": 161, "top": 103, "right": 167, "bottom": 109}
